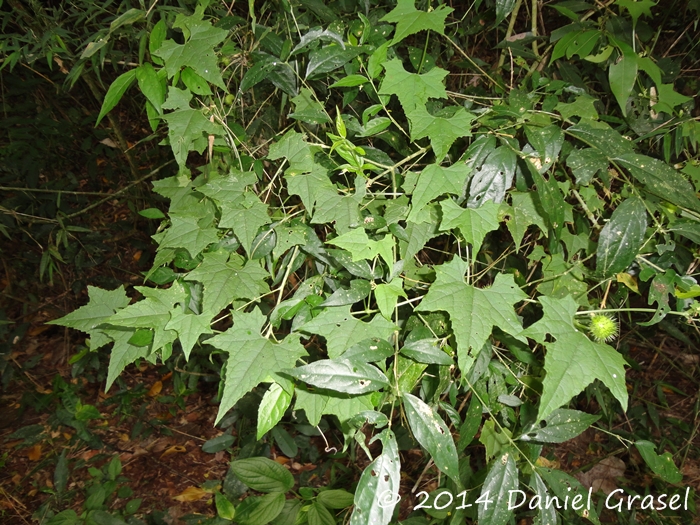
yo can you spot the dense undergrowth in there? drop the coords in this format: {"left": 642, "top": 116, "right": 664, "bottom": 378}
{"left": 2, "top": 0, "right": 700, "bottom": 524}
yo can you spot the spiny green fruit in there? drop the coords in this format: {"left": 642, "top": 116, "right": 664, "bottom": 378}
{"left": 589, "top": 314, "right": 618, "bottom": 343}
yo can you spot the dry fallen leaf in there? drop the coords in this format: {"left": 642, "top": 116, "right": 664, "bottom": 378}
{"left": 27, "top": 444, "right": 42, "bottom": 461}
{"left": 575, "top": 456, "right": 626, "bottom": 495}
{"left": 160, "top": 445, "right": 187, "bottom": 459}
{"left": 148, "top": 380, "right": 163, "bottom": 397}
{"left": 173, "top": 486, "right": 207, "bottom": 502}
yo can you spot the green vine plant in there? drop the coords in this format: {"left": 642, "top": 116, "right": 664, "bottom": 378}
{"left": 49, "top": 0, "right": 700, "bottom": 524}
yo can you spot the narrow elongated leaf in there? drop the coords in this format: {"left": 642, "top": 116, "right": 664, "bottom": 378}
{"left": 109, "top": 8, "right": 144, "bottom": 31}
{"left": 596, "top": 197, "right": 647, "bottom": 277}
{"left": 230, "top": 457, "right": 294, "bottom": 493}
{"left": 609, "top": 44, "right": 638, "bottom": 116}
{"left": 135, "top": 62, "right": 165, "bottom": 114}
{"left": 478, "top": 450, "right": 518, "bottom": 525}
{"left": 519, "top": 408, "right": 600, "bottom": 443}
{"left": 349, "top": 430, "right": 401, "bottom": 525}
{"left": 285, "top": 358, "right": 389, "bottom": 394}
{"left": 96, "top": 70, "right": 137, "bottom": 126}
{"left": 403, "top": 393, "right": 460, "bottom": 485}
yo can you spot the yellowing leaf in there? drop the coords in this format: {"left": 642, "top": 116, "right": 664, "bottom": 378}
{"left": 27, "top": 444, "right": 42, "bottom": 461}
{"left": 148, "top": 380, "right": 163, "bottom": 397}
{"left": 161, "top": 445, "right": 187, "bottom": 459}
{"left": 173, "top": 486, "right": 208, "bottom": 502}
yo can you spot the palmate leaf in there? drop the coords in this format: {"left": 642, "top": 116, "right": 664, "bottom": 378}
{"left": 162, "top": 104, "right": 220, "bottom": 169}
{"left": 107, "top": 282, "right": 187, "bottom": 352}
{"left": 154, "top": 18, "right": 227, "bottom": 89}
{"left": 380, "top": 0, "right": 453, "bottom": 44}
{"left": 207, "top": 309, "right": 307, "bottom": 423}
{"left": 48, "top": 286, "right": 130, "bottom": 349}
{"left": 418, "top": 258, "right": 527, "bottom": 375}
{"left": 219, "top": 192, "right": 270, "bottom": 256}
{"left": 407, "top": 163, "right": 471, "bottom": 222}
{"left": 406, "top": 106, "right": 475, "bottom": 160}
{"left": 294, "top": 388, "right": 374, "bottom": 426}
{"left": 185, "top": 251, "right": 269, "bottom": 315}
{"left": 327, "top": 228, "right": 394, "bottom": 268}
{"left": 165, "top": 309, "right": 213, "bottom": 360}
{"left": 159, "top": 215, "right": 220, "bottom": 258}
{"left": 100, "top": 327, "right": 151, "bottom": 390}
{"left": 439, "top": 199, "right": 500, "bottom": 257}
{"left": 523, "top": 295, "right": 628, "bottom": 421}
{"left": 378, "top": 58, "right": 448, "bottom": 112}
{"left": 298, "top": 305, "right": 396, "bottom": 359}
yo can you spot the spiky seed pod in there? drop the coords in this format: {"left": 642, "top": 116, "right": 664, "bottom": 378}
{"left": 589, "top": 313, "right": 619, "bottom": 343}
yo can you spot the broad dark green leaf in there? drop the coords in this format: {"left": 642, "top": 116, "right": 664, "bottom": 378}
{"left": 525, "top": 125, "right": 564, "bottom": 174}
{"left": 478, "top": 450, "right": 518, "bottom": 525}
{"left": 230, "top": 457, "right": 295, "bottom": 493}
{"left": 349, "top": 429, "right": 401, "bottom": 525}
{"left": 519, "top": 408, "right": 600, "bottom": 443}
{"left": 566, "top": 148, "right": 608, "bottom": 185}
{"left": 526, "top": 159, "right": 567, "bottom": 240}
{"left": 467, "top": 147, "right": 516, "bottom": 207}
{"left": 292, "top": 29, "right": 344, "bottom": 55}
{"left": 285, "top": 358, "right": 389, "bottom": 394}
{"left": 635, "top": 440, "right": 683, "bottom": 483}
{"left": 401, "top": 339, "right": 453, "bottom": 365}
{"left": 317, "top": 489, "right": 355, "bottom": 509}
{"left": 668, "top": 219, "right": 700, "bottom": 244}
{"left": 403, "top": 393, "right": 460, "bottom": 485}
{"left": 236, "top": 492, "right": 286, "bottom": 525}
{"left": 596, "top": 197, "right": 647, "bottom": 277}
{"left": 202, "top": 434, "right": 235, "bottom": 453}
{"left": 532, "top": 471, "right": 557, "bottom": 525}
{"left": 538, "top": 467, "right": 601, "bottom": 524}
{"left": 321, "top": 279, "right": 371, "bottom": 307}
{"left": 496, "top": 0, "right": 517, "bottom": 25}
{"left": 308, "top": 501, "right": 336, "bottom": 525}
{"left": 342, "top": 338, "right": 395, "bottom": 362}
{"left": 458, "top": 395, "right": 483, "bottom": 449}
{"left": 96, "top": 69, "right": 137, "bottom": 126}
{"left": 306, "top": 45, "right": 364, "bottom": 78}
{"left": 615, "top": 154, "right": 700, "bottom": 213}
